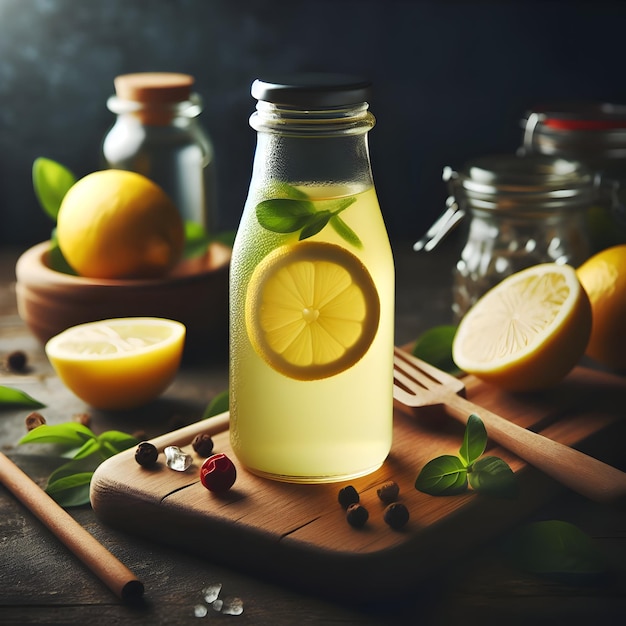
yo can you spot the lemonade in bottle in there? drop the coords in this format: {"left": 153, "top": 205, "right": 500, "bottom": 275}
{"left": 230, "top": 75, "right": 394, "bottom": 482}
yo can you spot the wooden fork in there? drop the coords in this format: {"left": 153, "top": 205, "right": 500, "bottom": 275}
{"left": 393, "top": 346, "right": 626, "bottom": 504}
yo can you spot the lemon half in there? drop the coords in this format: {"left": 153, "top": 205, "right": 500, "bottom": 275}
{"left": 452, "top": 263, "right": 591, "bottom": 391}
{"left": 45, "top": 318, "right": 186, "bottom": 409}
{"left": 245, "top": 242, "right": 380, "bottom": 381}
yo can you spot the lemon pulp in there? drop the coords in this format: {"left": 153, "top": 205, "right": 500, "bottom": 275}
{"left": 45, "top": 317, "right": 186, "bottom": 409}
{"left": 452, "top": 263, "right": 591, "bottom": 391}
{"left": 245, "top": 241, "right": 380, "bottom": 381}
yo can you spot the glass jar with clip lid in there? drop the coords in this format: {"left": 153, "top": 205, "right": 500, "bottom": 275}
{"left": 415, "top": 154, "right": 595, "bottom": 320}
{"left": 521, "top": 102, "right": 626, "bottom": 251}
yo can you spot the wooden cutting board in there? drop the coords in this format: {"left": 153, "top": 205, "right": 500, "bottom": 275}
{"left": 91, "top": 364, "right": 626, "bottom": 602}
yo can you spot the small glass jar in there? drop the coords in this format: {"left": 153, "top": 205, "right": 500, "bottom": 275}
{"left": 521, "top": 102, "right": 626, "bottom": 251}
{"left": 415, "top": 154, "right": 595, "bottom": 320}
{"left": 102, "top": 72, "right": 216, "bottom": 232}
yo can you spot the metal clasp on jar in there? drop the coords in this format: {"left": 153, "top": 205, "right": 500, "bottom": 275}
{"left": 413, "top": 166, "right": 465, "bottom": 252}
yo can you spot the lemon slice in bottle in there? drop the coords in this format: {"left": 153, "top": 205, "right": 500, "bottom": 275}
{"left": 245, "top": 242, "right": 380, "bottom": 380}
{"left": 45, "top": 317, "right": 186, "bottom": 409}
{"left": 452, "top": 263, "right": 591, "bottom": 391}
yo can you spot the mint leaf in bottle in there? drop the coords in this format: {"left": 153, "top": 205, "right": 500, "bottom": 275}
{"left": 256, "top": 198, "right": 316, "bottom": 233}
{"left": 330, "top": 214, "right": 363, "bottom": 248}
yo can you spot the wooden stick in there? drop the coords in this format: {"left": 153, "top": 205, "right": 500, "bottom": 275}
{"left": 0, "top": 452, "right": 144, "bottom": 603}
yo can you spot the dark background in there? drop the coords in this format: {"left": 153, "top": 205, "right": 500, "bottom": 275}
{"left": 2, "top": 0, "right": 626, "bottom": 247}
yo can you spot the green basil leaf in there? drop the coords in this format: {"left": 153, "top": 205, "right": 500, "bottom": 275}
{"left": 32, "top": 157, "right": 76, "bottom": 221}
{"left": 19, "top": 423, "right": 96, "bottom": 447}
{"left": 503, "top": 520, "right": 609, "bottom": 583}
{"left": 0, "top": 386, "right": 45, "bottom": 408}
{"left": 412, "top": 325, "right": 460, "bottom": 375}
{"left": 47, "top": 231, "right": 77, "bottom": 275}
{"left": 96, "top": 431, "right": 139, "bottom": 455}
{"left": 71, "top": 438, "right": 102, "bottom": 460}
{"left": 212, "top": 229, "right": 236, "bottom": 248}
{"left": 469, "top": 455, "right": 518, "bottom": 498}
{"left": 203, "top": 389, "right": 229, "bottom": 419}
{"left": 183, "top": 221, "right": 211, "bottom": 259}
{"left": 460, "top": 413, "right": 487, "bottom": 466}
{"left": 298, "top": 211, "right": 332, "bottom": 240}
{"left": 330, "top": 214, "right": 363, "bottom": 248}
{"left": 256, "top": 199, "right": 315, "bottom": 233}
{"left": 46, "top": 471, "right": 93, "bottom": 507}
{"left": 415, "top": 454, "right": 468, "bottom": 495}
{"left": 47, "top": 456, "right": 101, "bottom": 481}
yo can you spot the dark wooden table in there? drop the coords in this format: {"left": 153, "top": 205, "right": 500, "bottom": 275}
{"left": 1, "top": 240, "right": 625, "bottom": 625}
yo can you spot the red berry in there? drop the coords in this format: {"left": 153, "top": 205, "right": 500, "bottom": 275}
{"left": 200, "top": 453, "right": 237, "bottom": 493}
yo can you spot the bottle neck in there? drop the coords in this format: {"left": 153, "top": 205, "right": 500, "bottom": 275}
{"left": 107, "top": 93, "right": 203, "bottom": 126}
{"left": 249, "top": 101, "right": 376, "bottom": 191}
{"left": 250, "top": 101, "right": 374, "bottom": 135}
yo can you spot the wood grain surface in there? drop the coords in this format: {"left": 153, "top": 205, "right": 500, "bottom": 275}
{"left": 5, "top": 243, "right": 626, "bottom": 625}
{"left": 91, "top": 364, "right": 626, "bottom": 601}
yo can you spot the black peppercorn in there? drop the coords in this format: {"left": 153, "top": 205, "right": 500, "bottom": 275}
{"left": 25, "top": 411, "right": 46, "bottom": 431}
{"left": 383, "top": 502, "right": 409, "bottom": 530}
{"left": 346, "top": 503, "right": 369, "bottom": 528}
{"left": 73, "top": 412, "right": 91, "bottom": 427}
{"left": 135, "top": 442, "right": 159, "bottom": 467}
{"left": 192, "top": 433, "right": 215, "bottom": 457}
{"left": 4, "top": 350, "right": 27, "bottom": 372}
{"left": 377, "top": 480, "right": 400, "bottom": 504}
{"left": 338, "top": 485, "right": 359, "bottom": 509}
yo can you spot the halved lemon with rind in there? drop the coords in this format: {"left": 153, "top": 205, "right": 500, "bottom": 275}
{"left": 452, "top": 263, "right": 591, "bottom": 391}
{"left": 45, "top": 317, "right": 186, "bottom": 409}
{"left": 245, "top": 242, "right": 380, "bottom": 380}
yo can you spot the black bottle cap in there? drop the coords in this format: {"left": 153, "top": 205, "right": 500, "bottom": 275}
{"left": 251, "top": 73, "right": 372, "bottom": 107}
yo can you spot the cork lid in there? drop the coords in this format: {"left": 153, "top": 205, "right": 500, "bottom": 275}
{"left": 114, "top": 72, "right": 194, "bottom": 103}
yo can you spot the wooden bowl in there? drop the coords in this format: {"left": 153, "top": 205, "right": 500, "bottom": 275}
{"left": 15, "top": 241, "right": 231, "bottom": 360}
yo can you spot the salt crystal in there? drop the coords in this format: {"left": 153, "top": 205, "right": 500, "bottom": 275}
{"left": 222, "top": 596, "right": 244, "bottom": 615}
{"left": 164, "top": 445, "right": 193, "bottom": 471}
{"left": 193, "top": 604, "right": 208, "bottom": 617}
{"left": 212, "top": 599, "right": 223, "bottom": 612}
{"left": 202, "top": 582, "right": 222, "bottom": 603}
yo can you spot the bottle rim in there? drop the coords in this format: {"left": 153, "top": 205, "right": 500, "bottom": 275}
{"left": 107, "top": 93, "right": 203, "bottom": 119}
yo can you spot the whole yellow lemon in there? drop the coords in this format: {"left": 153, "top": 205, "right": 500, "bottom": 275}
{"left": 576, "top": 244, "right": 626, "bottom": 371}
{"left": 56, "top": 170, "right": 184, "bottom": 279}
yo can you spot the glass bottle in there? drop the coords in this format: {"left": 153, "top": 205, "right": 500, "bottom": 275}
{"left": 521, "top": 102, "right": 626, "bottom": 251}
{"left": 230, "top": 75, "right": 394, "bottom": 483}
{"left": 415, "top": 154, "right": 594, "bottom": 320}
{"left": 102, "top": 72, "right": 216, "bottom": 232}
